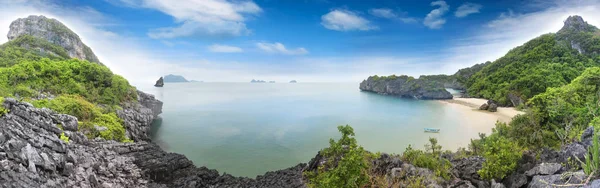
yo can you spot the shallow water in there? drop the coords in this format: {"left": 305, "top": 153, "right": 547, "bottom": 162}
{"left": 139, "top": 82, "right": 496, "bottom": 177}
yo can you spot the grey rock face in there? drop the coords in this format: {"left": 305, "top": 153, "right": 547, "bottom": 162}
{"left": 508, "top": 93, "right": 524, "bottom": 107}
{"left": 7, "top": 15, "right": 101, "bottom": 64}
{"left": 528, "top": 171, "right": 587, "bottom": 188}
{"left": 154, "top": 77, "right": 164, "bottom": 87}
{"left": 525, "top": 163, "right": 562, "bottom": 177}
{"left": 452, "top": 157, "right": 489, "bottom": 188}
{"left": 359, "top": 75, "right": 453, "bottom": 100}
{"left": 117, "top": 91, "right": 163, "bottom": 141}
{"left": 1, "top": 98, "right": 308, "bottom": 188}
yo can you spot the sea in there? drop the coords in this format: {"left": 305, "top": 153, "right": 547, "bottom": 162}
{"left": 138, "top": 82, "right": 495, "bottom": 177}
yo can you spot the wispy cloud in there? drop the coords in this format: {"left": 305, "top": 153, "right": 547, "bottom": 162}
{"left": 110, "top": 0, "right": 262, "bottom": 39}
{"left": 208, "top": 44, "right": 243, "bottom": 53}
{"left": 455, "top": 3, "right": 482, "bottom": 18}
{"left": 423, "top": 1, "right": 450, "bottom": 29}
{"left": 321, "top": 9, "right": 377, "bottom": 31}
{"left": 368, "top": 8, "right": 417, "bottom": 23}
{"left": 256, "top": 42, "right": 308, "bottom": 55}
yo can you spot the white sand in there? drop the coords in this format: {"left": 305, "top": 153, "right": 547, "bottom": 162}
{"left": 438, "top": 98, "right": 525, "bottom": 123}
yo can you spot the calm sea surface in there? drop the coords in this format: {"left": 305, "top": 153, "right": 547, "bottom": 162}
{"left": 139, "top": 82, "right": 493, "bottom": 177}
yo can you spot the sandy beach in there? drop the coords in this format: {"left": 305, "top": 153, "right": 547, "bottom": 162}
{"left": 438, "top": 97, "right": 525, "bottom": 123}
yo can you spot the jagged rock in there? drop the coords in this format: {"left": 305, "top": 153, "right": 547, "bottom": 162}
{"left": 491, "top": 180, "right": 505, "bottom": 188}
{"left": 502, "top": 173, "right": 527, "bottom": 188}
{"left": 487, "top": 103, "right": 498, "bottom": 112}
{"left": 371, "top": 153, "right": 403, "bottom": 175}
{"left": 53, "top": 114, "right": 78, "bottom": 131}
{"left": 359, "top": 75, "right": 453, "bottom": 100}
{"left": 7, "top": 15, "right": 101, "bottom": 64}
{"left": 452, "top": 157, "right": 489, "bottom": 187}
{"left": 154, "top": 77, "right": 164, "bottom": 87}
{"left": 449, "top": 180, "right": 476, "bottom": 188}
{"left": 395, "top": 163, "right": 443, "bottom": 188}
{"left": 525, "top": 163, "right": 562, "bottom": 176}
{"left": 479, "top": 103, "right": 489, "bottom": 110}
{"left": 528, "top": 170, "right": 587, "bottom": 188}
{"left": 117, "top": 91, "right": 163, "bottom": 141}
{"left": 581, "top": 126, "right": 594, "bottom": 146}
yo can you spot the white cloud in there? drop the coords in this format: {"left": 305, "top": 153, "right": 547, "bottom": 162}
{"left": 208, "top": 44, "right": 243, "bottom": 53}
{"left": 321, "top": 9, "right": 377, "bottom": 31}
{"left": 423, "top": 1, "right": 450, "bottom": 29}
{"left": 256, "top": 42, "right": 308, "bottom": 55}
{"left": 455, "top": 3, "right": 482, "bottom": 18}
{"left": 368, "top": 8, "right": 417, "bottom": 23}
{"left": 111, "top": 0, "right": 261, "bottom": 39}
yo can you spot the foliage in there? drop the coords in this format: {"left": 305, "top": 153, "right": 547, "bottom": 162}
{"left": 0, "top": 58, "right": 137, "bottom": 105}
{"left": 402, "top": 138, "right": 452, "bottom": 180}
{"left": 0, "top": 96, "right": 8, "bottom": 116}
{"left": 465, "top": 32, "right": 599, "bottom": 106}
{"left": 477, "top": 128, "right": 523, "bottom": 181}
{"left": 581, "top": 131, "right": 600, "bottom": 175}
{"left": 305, "top": 125, "right": 372, "bottom": 188}
{"left": 32, "top": 94, "right": 129, "bottom": 142}
{"left": 60, "top": 132, "right": 69, "bottom": 143}
{"left": 0, "top": 35, "right": 69, "bottom": 67}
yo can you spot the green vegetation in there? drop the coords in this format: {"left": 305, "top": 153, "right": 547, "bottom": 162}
{"left": 477, "top": 126, "right": 523, "bottom": 180}
{"left": 304, "top": 125, "right": 373, "bottom": 188}
{"left": 0, "top": 58, "right": 137, "bottom": 105}
{"left": 0, "top": 35, "right": 69, "bottom": 67}
{"left": 402, "top": 138, "right": 452, "bottom": 180}
{"left": 32, "top": 94, "right": 130, "bottom": 142}
{"left": 0, "top": 96, "right": 8, "bottom": 116}
{"left": 60, "top": 132, "right": 70, "bottom": 143}
{"left": 582, "top": 131, "right": 600, "bottom": 175}
{"left": 465, "top": 33, "right": 598, "bottom": 106}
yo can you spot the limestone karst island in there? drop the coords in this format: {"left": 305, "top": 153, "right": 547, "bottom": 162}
{"left": 2, "top": 1, "right": 600, "bottom": 188}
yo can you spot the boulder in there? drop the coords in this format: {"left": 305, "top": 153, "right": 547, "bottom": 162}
{"left": 488, "top": 103, "right": 498, "bottom": 112}
{"left": 528, "top": 171, "right": 587, "bottom": 188}
{"left": 479, "top": 103, "right": 489, "bottom": 110}
{"left": 525, "top": 163, "right": 562, "bottom": 176}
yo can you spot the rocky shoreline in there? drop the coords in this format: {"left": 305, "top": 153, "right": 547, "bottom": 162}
{"left": 0, "top": 92, "right": 307, "bottom": 188}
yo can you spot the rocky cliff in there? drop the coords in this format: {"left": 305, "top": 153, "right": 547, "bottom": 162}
{"left": 7, "top": 15, "right": 101, "bottom": 65}
{"left": 359, "top": 75, "right": 453, "bottom": 100}
{"left": 0, "top": 96, "right": 306, "bottom": 188}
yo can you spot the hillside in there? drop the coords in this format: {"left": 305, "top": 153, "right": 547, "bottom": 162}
{"left": 465, "top": 15, "right": 600, "bottom": 106}
{"left": 359, "top": 75, "right": 453, "bottom": 99}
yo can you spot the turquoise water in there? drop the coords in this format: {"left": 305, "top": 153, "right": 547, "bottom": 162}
{"left": 140, "top": 83, "right": 494, "bottom": 177}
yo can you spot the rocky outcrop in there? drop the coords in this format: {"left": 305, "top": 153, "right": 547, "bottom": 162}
{"left": 163, "top": 74, "right": 189, "bottom": 83}
{"left": 116, "top": 91, "right": 162, "bottom": 141}
{"left": 0, "top": 98, "right": 306, "bottom": 188}
{"left": 154, "top": 77, "right": 164, "bottom": 87}
{"left": 7, "top": 15, "right": 101, "bottom": 64}
{"left": 359, "top": 75, "right": 453, "bottom": 100}
{"left": 479, "top": 100, "right": 498, "bottom": 112}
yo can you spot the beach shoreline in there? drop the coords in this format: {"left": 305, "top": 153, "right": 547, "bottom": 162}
{"left": 437, "top": 97, "right": 525, "bottom": 123}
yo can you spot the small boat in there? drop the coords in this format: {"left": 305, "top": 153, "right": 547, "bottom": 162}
{"left": 424, "top": 128, "right": 440, "bottom": 133}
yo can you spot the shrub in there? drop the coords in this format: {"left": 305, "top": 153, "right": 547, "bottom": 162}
{"left": 305, "top": 125, "right": 372, "bottom": 188}
{"left": 402, "top": 138, "right": 452, "bottom": 180}
{"left": 477, "top": 134, "right": 523, "bottom": 180}
{"left": 581, "top": 130, "right": 600, "bottom": 175}
{"left": 0, "top": 97, "right": 8, "bottom": 116}
{"left": 32, "top": 94, "right": 130, "bottom": 142}
{"left": 0, "top": 58, "right": 137, "bottom": 105}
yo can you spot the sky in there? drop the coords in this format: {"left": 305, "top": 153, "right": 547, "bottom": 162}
{"left": 0, "top": 0, "right": 600, "bottom": 86}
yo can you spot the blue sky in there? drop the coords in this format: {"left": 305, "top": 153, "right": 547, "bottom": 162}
{"left": 1, "top": 0, "right": 600, "bottom": 85}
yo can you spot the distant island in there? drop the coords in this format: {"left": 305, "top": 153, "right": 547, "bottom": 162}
{"left": 251, "top": 79, "right": 266, "bottom": 83}
{"left": 164, "top": 74, "right": 189, "bottom": 83}
{"left": 290, "top": 80, "right": 297, "bottom": 83}
{"left": 269, "top": 81, "right": 275, "bottom": 83}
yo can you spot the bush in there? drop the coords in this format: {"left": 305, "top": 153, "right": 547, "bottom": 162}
{"left": 0, "top": 97, "right": 8, "bottom": 116}
{"left": 402, "top": 138, "right": 452, "bottom": 180}
{"left": 32, "top": 94, "right": 130, "bottom": 142}
{"left": 581, "top": 130, "right": 600, "bottom": 175}
{"left": 477, "top": 133, "right": 523, "bottom": 180}
{"left": 0, "top": 58, "right": 137, "bottom": 105}
{"left": 305, "top": 125, "right": 372, "bottom": 188}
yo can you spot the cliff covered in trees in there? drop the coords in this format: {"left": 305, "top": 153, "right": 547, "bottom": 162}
{"left": 359, "top": 75, "right": 453, "bottom": 99}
